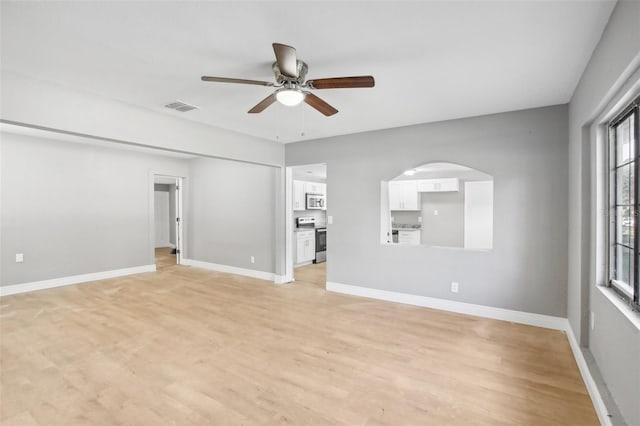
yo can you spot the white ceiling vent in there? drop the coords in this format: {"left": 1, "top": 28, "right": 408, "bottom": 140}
{"left": 164, "top": 101, "right": 199, "bottom": 112}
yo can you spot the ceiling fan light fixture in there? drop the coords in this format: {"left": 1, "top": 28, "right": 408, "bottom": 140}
{"left": 276, "top": 89, "right": 305, "bottom": 106}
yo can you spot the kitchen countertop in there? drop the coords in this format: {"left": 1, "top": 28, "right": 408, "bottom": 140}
{"left": 295, "top": 227, "right": 326, "bottom": 232}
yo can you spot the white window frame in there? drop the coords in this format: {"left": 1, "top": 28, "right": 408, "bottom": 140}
{"left": 607, "top": 96, "right": 640, "bottom": 308}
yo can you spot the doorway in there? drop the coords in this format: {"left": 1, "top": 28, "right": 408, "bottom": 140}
{"left": 153, "top": 174, "right": 183, "bottom": 270}
{"left": 286, "top": 164, "right": 327, "bottom": 289}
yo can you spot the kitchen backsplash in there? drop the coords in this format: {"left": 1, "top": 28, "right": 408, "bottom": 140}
{"left": 390, "top": 211, "right": 421, "bottom": 227}
{"left": 294, "top": 210, "right": 327, "bottom": 227}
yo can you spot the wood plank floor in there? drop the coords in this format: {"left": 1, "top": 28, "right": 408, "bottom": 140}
{"left": 1, "top": 255, "right": 597, "bottom": 425}
{"left": 155, "top": 247, "right": 177, "bottom": 271}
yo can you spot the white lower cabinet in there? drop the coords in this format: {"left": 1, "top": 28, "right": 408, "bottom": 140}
{"left": 296, "top": 230, "right": 316, "bottom": 264}
{"left": 397, "top": 229, "right": 421, "bottom": 245}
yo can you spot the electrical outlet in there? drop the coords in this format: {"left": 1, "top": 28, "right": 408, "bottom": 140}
{"left": 451, "top": 282, "right": 459, "bottom": 293}
{"left": 590, "top": 311, "right": 595, "bottom": 330}
{"left": 250, "top": 256, "right": 255, "bottom": 264}
{"left": 15, "top": 253, "right": 24, "bottom": 263}
{"left": 328, "top": 216, "right": 334, "bottom": 225}
{"left": 418, "top": 216, "right": 422, "bottom": 223}
{"left": 434, "top": 210, "right": 439, "bottom": 216}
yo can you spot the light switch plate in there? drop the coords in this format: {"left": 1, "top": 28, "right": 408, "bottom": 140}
{"left": 328, "top": 216, "right": 333, "bottom": 225}
{"left": 16, "top": 253, "right": 24, "bottom": 263}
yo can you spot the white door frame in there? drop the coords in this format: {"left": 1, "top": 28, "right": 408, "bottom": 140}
{"left": 284, "top": 164, "right": 327, "bottom": 284}
{"left": 151, "top": 173, "right": 185, "bottom": 265}
{"left": 284, "top": 166, "right": 295, "bottom": 283}
{"left": 175, "top": 176, "right": 184, "bottom": 264}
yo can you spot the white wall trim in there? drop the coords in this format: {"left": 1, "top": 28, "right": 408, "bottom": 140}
{"left": 0, "top": 264, "right": 156, "bottom": 297}
{"left": 182, "top": 258, "right": 277, "bottom": 282}
{"left": 274, "top": 275, "right": 291, "bottom": 285}
{"left": 565, "top": 324, "right": 613, "bottom": 426}
{"left": 327, "top": 281, "right": 567, "bottom": 330}
{"left": 327, "top": 281, "right": 611, "bottom": 425}
{"left": 596, "top": 285, "right": 640, "bottom": 331}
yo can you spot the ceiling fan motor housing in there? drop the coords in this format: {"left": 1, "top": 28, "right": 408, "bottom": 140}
{"left": 272, "top": 60, "right": 308, "bottom": 86}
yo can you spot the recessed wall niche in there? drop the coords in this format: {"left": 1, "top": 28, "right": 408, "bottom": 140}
{"left": 380, "top": 162, "right": 493, "bottom": 250}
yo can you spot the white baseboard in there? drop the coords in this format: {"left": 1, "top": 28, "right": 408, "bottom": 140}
{"left": 565, "top": 325, "right": 612, "bottom": 426}
{"left": 155, "top": 244, "right": 176, "bottom": 249}
{"left": 0, "top": 264, "right": 157, "bottom": 297}
{"left": 327, "top": 281, "right": 567, "bottom": 330}
{"left": 327, "top": 281, "right": 611, "bottom": 424}
{"left": 274, "top": 275, "right": 292, "bottom": 284}
{"left": 181, "top": 258, "right": 278, "bottom": 282}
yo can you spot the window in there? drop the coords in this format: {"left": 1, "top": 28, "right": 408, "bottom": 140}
{"left": 609, "top": 96, "right": 640, "bottom": 307}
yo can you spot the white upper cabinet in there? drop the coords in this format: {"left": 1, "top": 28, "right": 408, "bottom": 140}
{"left": 293, "top": 180, "right": 306, "bottom": 211}
{"left": 416, "top": 178, "right": 459, "bottom": 192}
{"left": 389, "top": 180, "right": 420, "bottom": 210}
{"left": 305, "top": 181, "right": 323, "bottom": 194}
{"left": 293, "top": 180, "right": 327, "bottom": 211}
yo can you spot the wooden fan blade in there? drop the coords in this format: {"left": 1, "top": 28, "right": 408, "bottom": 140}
{"left": 248, "top": 93, "right": 277, "bottom": 114}
{"left": 304, "top": 92, "right": 338, "bottom": 116}
{"left": 272, "top": 43, "right": 298, "bottom": 78}
{"left": 307, "top": 76, "right": 375, "bottom": 90}
{"left": 201, "top": 76, "right": 274, "bottom": 87}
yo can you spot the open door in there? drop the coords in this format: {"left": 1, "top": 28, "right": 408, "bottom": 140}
{"left": 175, "top": 177, "right": 183, "bottom": 265}
{"left": 380, "top": 181, "right": 392, "bottom": 244}
{"left": 153, "top": 174, "right": 184, "bottom": 268}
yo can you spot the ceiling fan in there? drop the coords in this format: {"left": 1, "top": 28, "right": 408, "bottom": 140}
{"left": 201, "top": 43, "right": 375, "bottom": 116}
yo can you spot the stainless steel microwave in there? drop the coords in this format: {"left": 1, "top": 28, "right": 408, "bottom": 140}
{"left": 306, "top": 193, "right": 325, "bottom": 210}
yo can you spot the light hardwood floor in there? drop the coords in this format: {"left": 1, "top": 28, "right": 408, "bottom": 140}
{"left": 155, "top": 247, "right": 177, "bottom": 271}
{"left": 1, "top": 256, "right": 597, "bottom": 425}
{"left": 294, "top": 262, "right": 326, "bottom": 290}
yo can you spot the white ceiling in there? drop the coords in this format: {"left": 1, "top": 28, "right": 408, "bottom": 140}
{"left": 0, "top": 1, "right": 615, "bottom": 144}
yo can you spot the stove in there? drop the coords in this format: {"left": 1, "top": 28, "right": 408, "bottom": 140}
{"left": 296, "top": 216, "right": 326, "bottom": 264}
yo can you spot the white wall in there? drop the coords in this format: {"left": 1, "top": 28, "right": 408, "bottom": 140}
{"left": 0, "top": 132, "right": 189, "bottom": 286}
{"left": 567, "top": 1, "right": 640, "bottom": 424}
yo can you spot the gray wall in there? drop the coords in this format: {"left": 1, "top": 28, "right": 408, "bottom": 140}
{"left": 0, "top": 132, "right": 189, "bottom": 286}
{"left": 154, "top": 183, "right": 177, "bottom": 246}
{"left": 1, "top": 71, "right": 285, "bottom": 167}
{"left": 420, "top": 189, "right": 464, "bottom": 247}
{"left": 568, "top": 0, "right": 640, "bottom": 424}
{"left": 187, "top": 157, "right": 277, "bottom": 274}
{"left": 287, "top": 105, "right": 568, "bottom": 317}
